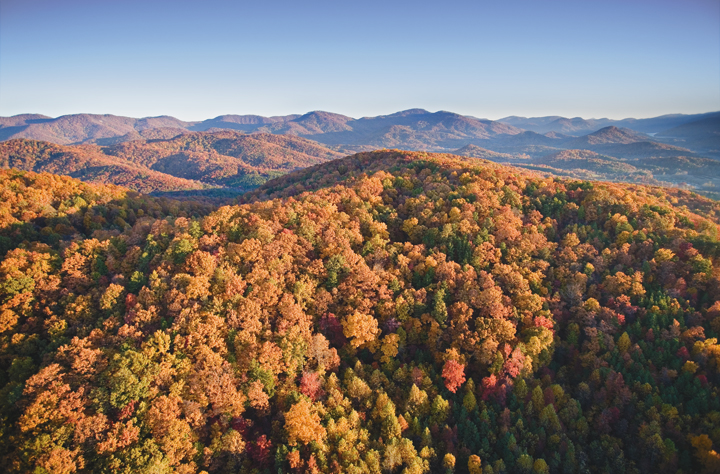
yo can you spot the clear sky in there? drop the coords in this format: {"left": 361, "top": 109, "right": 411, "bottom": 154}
{"left": 1, "top": 0, "right": 718, "bottom": 121}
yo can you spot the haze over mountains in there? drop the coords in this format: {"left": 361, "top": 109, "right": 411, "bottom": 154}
{"left": 0, "top": 109, "right": 718, "bottom": 198}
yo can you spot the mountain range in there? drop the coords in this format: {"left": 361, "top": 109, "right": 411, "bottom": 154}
{"left": 498, "top": 111, "right": 720, "bottom": 136}
{"left": 2, "top": 149, "right": 720, "bottom": 473}
{"left": 3, "top": 109, "right": 717, "bottom": 151}
{"left": 0, "top": 109, "right": 718, "bottom": 199}
{"left": 0, "top": 131, "right": 343, "bottom": 194}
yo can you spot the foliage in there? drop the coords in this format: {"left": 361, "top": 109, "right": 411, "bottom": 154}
{"left": 0, "top": 151, "right": 719, "bottom": 473}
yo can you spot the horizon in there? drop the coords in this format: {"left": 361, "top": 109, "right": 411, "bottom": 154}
{"left": 3, "top": 107, "right": 720, "bottom": 123}
{"left": 1, "top": 0, "right": 718, "bottom": 121}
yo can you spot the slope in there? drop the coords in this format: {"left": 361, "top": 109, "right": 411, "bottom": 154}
{"left": 498, "top": 111, "right": 720, "bottom": 135}
{"left": 102, "top": 130, "right": 345, "bottom": 187}
{"left": 0, "top": 131, "right": 345, "bottom": 194}
{"left": 0, "top": 114, "right": 191, "bottom": 145}
{"left": 2, "top": 151, "right": 719, "bottom": 473}
{"left": 0, "top": 139, "right": 206, "bottom": 193}
{"left": 656, "top": 115, "right": 720, "bottom": 155}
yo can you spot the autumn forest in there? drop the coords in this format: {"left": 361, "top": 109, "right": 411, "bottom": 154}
{"left": 0, "top": 145, "right": 719, "bottom": 474}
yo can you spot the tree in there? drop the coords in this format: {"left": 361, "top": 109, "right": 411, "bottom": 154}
{"left": 342, "top": 311, "right": 380, "bottom": 348}
{"left": 285, "top": 399, "right": 326, "bottom": 446}
{"left": 442, "top": 359, "right": 466, "bottom": 393}
{"left": 468, "top": 454, "right": 482, "bottom": 474}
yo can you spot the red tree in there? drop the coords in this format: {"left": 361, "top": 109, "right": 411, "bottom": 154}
{"left": 442, "top": 359, "right": 466, "bottom": 393}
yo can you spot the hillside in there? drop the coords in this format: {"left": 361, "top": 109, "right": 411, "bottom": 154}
{"left": 0, "top": 139, "right": 206, "bottom": 193}
{"left": 0, "top": 132, "right": 344, "bottom": 195}
{"left": 190, "top": 114, "right": 300, "bottom": 132}
{"left": 2, "top": 110, "right": 719, "bottom": 198}
{"left": 0, "top": 114, "right": 190, "bottom": 145}
{"left": 243, "top": 110, "right": 524, "bottom": 151}
{"left": 499, "top": 111, "right": 720, "bottom": 136}
{"left": 564, "top": 126, "right": 649, "bottom": 146}
{"left": 657, "top": 116, "right": 720, "bottom": 155}
{"left": 452, "top": 144, "right": 525, "bottom": 161}
{"left": 1, "top": 152, "right": 720, "bottom": 473}
{"left": 103, "top": 131, "right": 344, "bottom": 186}
{"left": 0, "top": 110, "right": 522, "bottom": 151}
{"left": 535, "top": 149, "right": 640, "bottom": 174}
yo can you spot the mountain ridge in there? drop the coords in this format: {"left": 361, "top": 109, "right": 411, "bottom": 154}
{"left": 2, "top": 110, "right": 717, "bottom": 154}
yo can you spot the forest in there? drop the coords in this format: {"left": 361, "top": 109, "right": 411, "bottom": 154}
{"left": 0, "top": 150, "right": 719, "bottom": 474}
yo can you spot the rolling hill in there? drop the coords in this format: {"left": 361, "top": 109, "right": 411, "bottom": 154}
{"left": 656, "top": 115, "right": 720, "bottom": 155}
{"left": 452, "top": 144, "right": 524, "bottom": 161}
{"left": 2, "top": 109, "right": 717, "bottom": 156}
{"left": 0, "top": 139, "right": 206, "bottom": 193}
{"left": 0, "top": 114, "right": 190, "bottom": 145}
{"left": 0, "top": 131, "right": 344, "bottom": 195}
{"left": 1, "top": 152, "right": 720, "bottom": 473}
{"left": 0, "top": 110, "right": 523, "bottom": 151}
{"left": 499, "top": 111, "right": 720, "bottom": 136}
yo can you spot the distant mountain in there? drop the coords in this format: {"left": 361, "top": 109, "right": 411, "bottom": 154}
{"left": 497, "top": 116, "right": 614, "bottom": 135}
{"left": 498, "top": 111, "right": 720, "bottom": 136}
{"left": 3, "top": 110, "right": 717, "bottom": 154}
{"left": 656, "top": 116, "right": 720, "bottom": 155}
{"left": 452, "top": 144, "right": 520, "bottom": 161}
{"left": 564, "top": 126, "right": 649, "bottom": 146}
{"left": 495, "top": 115, "right": 565, "bottom": 128}
{"left": 485, "top": 130, "right": 570, "bottom": 147}
{"left": 0, "top": 110, "right": 523, "bottom": 151}
{"left": 589, "top": 141, "right": 697, "bottom": 159}
{"left": 0, "top": 131, "right": 343, "bottom": 194}
{"left": 248, "top": 109, "right": 523, "bottom": 150}
{"left": 0, "top": 114, "right": 191, "bottom": 145}
{"left": 0, "top": 139, "right": 205, "bottom": 193}
{"left": 0, "top": 114, "right": 54, "bottom": 141}
{"left": 0, "top": 113, "right": 53, "bottom": 128}
{"left": 103, "top": 130, "right": 344, "bottom": 187}
{"left": 190, "top": 114, "right": 300, "bottom": 132}
{"left": 536, "top": 149, "right": 641, "bottom": 175}
{"left": 614, "top": 111, "right": 720, "bottom": 134}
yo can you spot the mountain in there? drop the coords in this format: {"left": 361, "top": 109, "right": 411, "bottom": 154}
{"left": 0, "top": 139, "right": 206, "bottom": 193}
{"left": 0, "top": 114, "right": 54, "bottom": 141}
{"left": 103, "top": 130, "right": 344, "bottom": 187}
{"left": 2, "top": 111, "right": 718, "bottom": 197}
{"left": 0, "top": 131, "right": 343, "bottom": 195}
{"left": 564, "top": 126, "right": 649, "bottom": 146}
{"left": 0, "top": 110, "right": 523, "bottom": 151}
{"left": 189, "top": 114, "right": 300, "bottom": 132}
{"left": 250, "top": 109, "right": 523, "bottom": 150}
{"left": 2, "top": 152, "right": 720, "bottom": 473}
{"left": 656, "top": 115, "right": 720, "bottom": 155}
{"left": 485, "top": 130, "right": 570, "bottom": 147}
{"left": 495, "top": 115, "right": 565, "bottom": 128}
{"left": 534, "top": 149, "right": 645, "bottom": 178}
{"left": 556, "top": 127, "right": 697, "bottom": 159}
{"left": 0, "top": 113, "right": 191, "bottom": 145}
{"left": 452, "top": 144, "right": 522, "bottom": 161}
{"left": 269, "top": 111, "right": 355, "bottom": 135}
{"left": 497, "top": 116, "right": 614, "bottom": 135}
{"left": 614, "top": 111, "right": 720, "bottom": 134}
{"left": 0, "top": 113, "right": 53, "bottom": 129}
{"left": 498, "top": 111, "right": 720, "bottom": 136}
{"left": 3, "top": 110, "right": 717, "bottom": 154}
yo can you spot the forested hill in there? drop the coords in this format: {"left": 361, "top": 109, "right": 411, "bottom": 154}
{"left": 0, "top": 132, "right": 344, "bottom": 195}
{"left": 1, "top": 151, "right": 720, "bottom": 473}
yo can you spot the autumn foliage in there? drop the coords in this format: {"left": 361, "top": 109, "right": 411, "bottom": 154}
{"left": 0, "top": 150, "right": 719, "bottom": 473}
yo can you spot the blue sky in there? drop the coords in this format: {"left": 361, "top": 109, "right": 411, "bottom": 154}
{"left": 0, "top": 0, "right": 718, "bottom": 120}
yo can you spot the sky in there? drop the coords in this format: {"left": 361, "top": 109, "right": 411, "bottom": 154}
{"left": 0, "top": 0, "right": 718, "bottom": 121}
